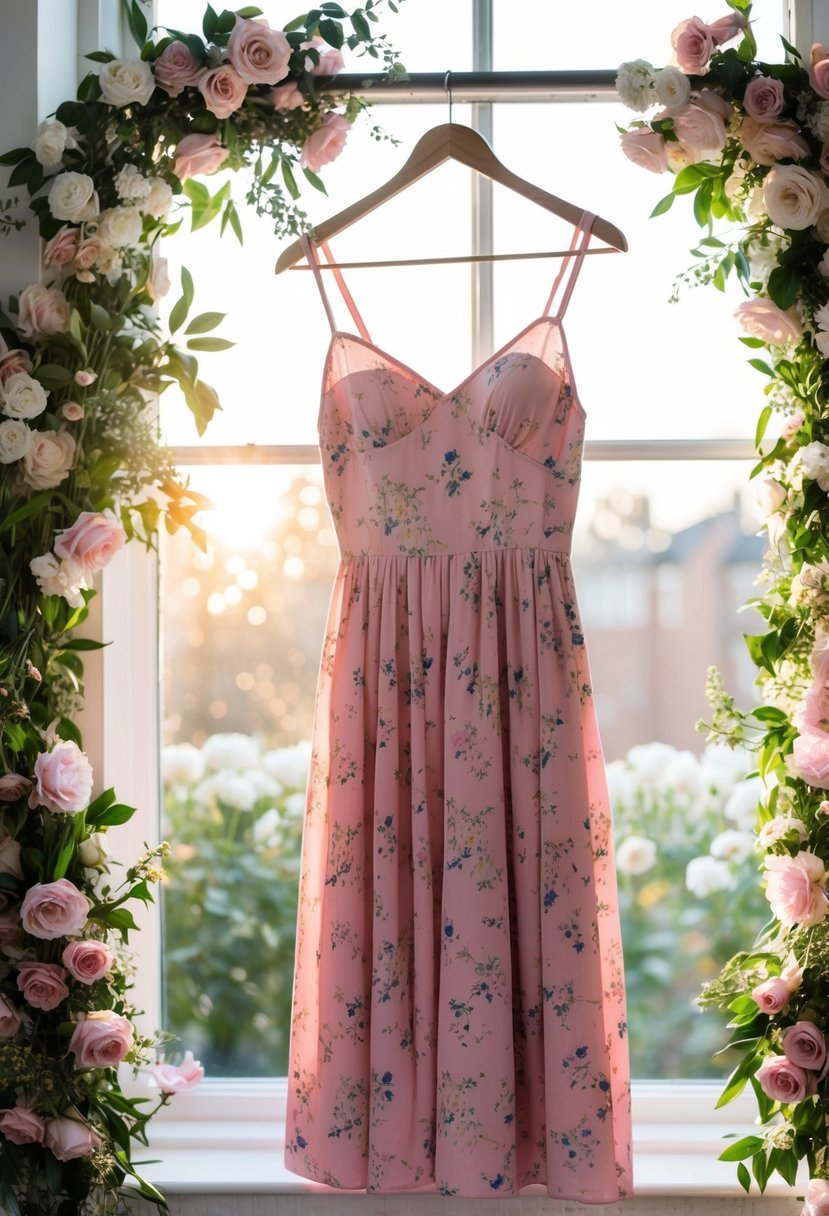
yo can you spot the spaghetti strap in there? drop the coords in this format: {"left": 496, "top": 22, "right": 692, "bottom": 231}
{"left": 543, "top": 211, "right": 596, "bottom": 321}
{"left": 299, "top": 233, "right": 372, "bottom": 342}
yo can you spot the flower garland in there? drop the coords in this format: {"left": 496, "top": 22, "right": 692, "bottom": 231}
{"left": 618, "top": 2, "right": 829, "bottom": 1207}
{"left": 0, "top": 2, "right": 402, "bottom": 1212}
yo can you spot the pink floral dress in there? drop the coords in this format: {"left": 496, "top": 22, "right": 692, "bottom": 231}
{"left": 284, "top": 218, "right": 632, "bottom": 1201}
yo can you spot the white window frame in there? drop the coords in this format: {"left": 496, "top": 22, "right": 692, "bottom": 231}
{"left": 15, "top": 0, "right": 809, "bottom": 1197}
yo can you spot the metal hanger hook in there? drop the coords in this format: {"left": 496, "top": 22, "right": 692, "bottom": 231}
{"left": 444, "top": 69, "right": 453, "bottom": 125}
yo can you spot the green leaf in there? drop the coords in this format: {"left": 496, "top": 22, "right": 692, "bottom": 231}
{"left": 202, "top": 2, "right": 219, "bottom": 40}
{"left": 0, "top": 146, "right": 34, "bottom": 167}
{"left": 34, "top": 363, "right": 73, "bottom": 388}
{"left": 738, "top": 336, "right": 765, "bottom": 348}
{"left": 182, "top": 179, "right": 210, "bottom": 209}
{"left": 52, "top": 840, "right": 76, "bottom": 881}
{"left": 59, "top": 637, "right": 108, "bottom": 651}
{"left": 716, "top": 1049, "right": 762, "bottom": 1108}
{"left": 85, "top": 50, "right": 117, "bottom": 63}
{"left": 351, "top": 9, "right": 371, "bottom": 40}
{"left": 186, "top": 336, "right": 234, "bottom": 352}
{"left": 0, "top": 492, "right": 54, "bottom": 535}
{"left": 122, "top": 0, "right": 149, "bottom": 49}
{"left": 235, "top": 5, "right": 264, "bottom": 15}
{"left": 755, "top": 404, "right": 773, "bottom": 449}
{"left": 737, "top": 1162, "right": 751, "bottom": 1193}
{"left": 781, "top": 34, "right": 802, "bottom": 60}
{"left": 650, "top": 192, "right": 675, "bottom": 218}
{"left": 719, "top": 1136, "right": 764, "bottom": 1162}
{"left": 8, "top": 156, "right": 36, "bottom": 188}
{"left": 56, "top": 717, "right": 83, "bottom": 747}
{"left": 185, "top": 311, "right": 226, "bottom": 334}
{"left": 86, "top": 787, "right": 116, "bottom": 822}
{"left": 225, "top": 199, "right": 243, "bottom": 245}
{"left": 318, "top": 18, "right": 344, "bottom": 48}
{"left": 767, "top": 263, "right": 800, "bottom": 311}
{"left": 302, "top": 166, "right": 327, "bottom": 194}
{"left": 93, "top": 803, "right": 136, "bottom": 827}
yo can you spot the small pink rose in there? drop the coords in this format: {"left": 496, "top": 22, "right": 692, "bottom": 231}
{"left": 271, "top": 81, "right": 305, "bottom": 111}
{"left": 69, "top": 1009, "right": 134, "bottom": 1069}
{"left": 756, "top": 477, "right": 786, "bottom": 517}
{"left": 764, "top": 850, "right": 829, "bottom": 927}
{"left": 44, "top": 1114, "right": 101, "bottom": 1161}
{"left": 751, "top": 977, "right": 791, "bottom": 1014}
{"left": 671, "top": 16, "right": 715, "bottom": 75}
{"left": 0, "top": 995, "right": 22, "bottom": 1037}
{"left": 709, "top": 12, "right": 745, "bottom": 45}
{"left": 16, "top": 283, "right": 70, "bottom": 342}
{"left": 743, "top": 75, "right": 785, "bottom": 122}
{"left": 756, "top": 1052, "right": 812, "bottom": 1103}
{"left": 0, "top": 347, "right": 33, "bottom": 386}
{"left": 735, "top": 298, "right": 802, "bottom": 346}
{"left": 304, "top": 37, "right": 344, "bottom": 77}
{"left": 300, "top": 112, "right": 351, "bottom": 174}
{"left": 153, "top": 40, "right": 205, "bottom": 97}
{"left": 796, "top": 678, "right": 829, "bottom": 735}
{"left": 782, "top": 409, "right": 805, "bottom": 439}
{"left": 787, "top": 731, "right": 829, "bottom": 790}
{"left": 620, "top": 128, "right": 669, "bottom": 174}
{"left": 73, "top": 236, "right": 102, "bottom": 272}
{"left": 74, "top": 370, "right": 96, "bottom": 387}
{"left": 43, "top": 226, "right": 79, "bottom": 269}
{"left": 227, "top": 16, "right": 291, "bottom": 86}
{"left": 62, "top": 939, "right": 112, "bottom": 985}
{"left": 173, "top": 133, "right": 230, "bottom": 181}
{"left": 741, "top": 116, "right": 810, "bottom": 166}
{"left": 0, "top": 1106, "right": 45, "bottom": 1145}
{"left": 54, "top": 510, "right": 126, "bottom": 578}
{"left": 0, "top": 826, "right": 21, "bottom": 879}
{"left": 147, "top": 256, "right": 171, "bottom": 301}
{"left": 16, "top": 962, "right": 69, "bottom": 1011}
{"left": 805, "top": 1178, "right": 829, "bottom": 1216}
{"left": 781, "top": 1020, "right": 827, "bottom": 1070}
{"left": 0, "top": 908, "right": 22, "bottom": 947}
{"left": 0, "top": 773, "right": 32, "bottom": 802}
{"left": 20, "top": 878, "right": 90, "bottom": 940}
{"left": 152, "top": 1050, "right": 205, "bottom": 1094}
{"left": 198, "top": 64, "right": 248, "bottom": 120}
{"left": 60, "top": 402, "right": 84, "bottom": 422}
{"left": 810, "top": 44, "right": 829, "bottom": 100}
{"left": 30, "top": 740, "right": 93, "bottom": 815}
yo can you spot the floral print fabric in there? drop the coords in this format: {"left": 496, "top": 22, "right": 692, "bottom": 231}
{"left": 284, "top": 315, "right": 632, "bottom": 1201}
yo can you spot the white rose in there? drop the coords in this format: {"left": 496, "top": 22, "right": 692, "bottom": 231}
{"left": 96, "top": 206, "right": 143, "bottom": 249}
{"left": 114, "top": 163, "right": 151, "bottom": 201}
{"left": 709, "top": 829, "right": 754, "bottom": 862}
{"left": 724, "top": 775, "right": 764, "bottom": 830}
{"left": 262, "top": 741, "right": 311, "bottom": 788}
{"left": 202, "top": 733, "right": 260, "bottom": 771}
{"left": 655, "top": 65, "right": 691, "bottom": 108}
{"left": 78, "top": 832, "right": 109, "bottom": 868}
{"left": 48, "top": 171, "right": 99, "bottom": 223}
{"left": 616, "top": 59, "right": 655, "bottom": 112}
{"left": 22, "top": 430, "right": 76, "bottom": 490}
{"left": 99, "top": 58, "right": 156, "bottom": 108}
{"left": 94, "top": 245, "right": 122, "bottom": 276}
{"left": 616, "top": 834, "right": 658, "bottom": 876}
{"left": 33, "top": 120, "right": 68, "bottom": 168}
{"left": 685, "top": 855, "right": 736, "bottom": 898}
{"left": 758, "top": 817, "right": 808, "bottom": 848}
{"left": 147, "top": 257, "right": 171, "bottom": 300}
{"left": 800, "top": 440, "right": 829, "bottom": 491}
{"left": 763, "top": 164, "right": 825, "bottom": 230}
{"left": 142, "top": 177, "right": 173, "bottom": 219}
{"left": 161, "top": 743, "right": 205, "bottom": 786}
{"left": 0, "top": 418, "right": 33, "bottom": 463}
{"left": 30, "top": 553, "right": 86, "bottom": 607}
{"left": 212, "top": 771, "right": 257, "bottom": 811}
{"left": 1, "top": 372, "right": 48, "bottom": 421}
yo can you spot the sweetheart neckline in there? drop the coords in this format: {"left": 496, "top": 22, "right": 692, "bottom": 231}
{"left": 319, "top": 314, "right": 586, "bottom": 449}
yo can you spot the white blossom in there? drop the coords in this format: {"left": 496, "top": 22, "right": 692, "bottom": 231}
{"left": 29, "top": 553, "right": 86, "bottom": 608}
{"left": 709, "top": 829, "right": 754, "bottom": 862}
{"left": 114, "top": 163, "right": 151, "bottom": 201}
{"left": 616, "top": 59, "right": 656, "bottom": 112}
{"left": 201, "top": 732, "right": 260, "bottom": 771}
{"left": 262, "top": 741, "right": 311, "bottom": 789}
{"left": 211, "top": 771, "right": 258, "bottom": 811}
{"left": 757, "top": 816, "right": 808, "bottom": 849}
{"left": 800, "top": 440, "right": 829, "bottom": 490}
{"left": 686, "top": 855, "right": 736, "bottom": 898}
{"left": 723, "top": 775, "right": 764, "bottom": 830}
{"left": 616, "top": 834, "right": 658, "bottom": 876}
{"left": 161, "top": 743, "right": 205, "bottom": 786}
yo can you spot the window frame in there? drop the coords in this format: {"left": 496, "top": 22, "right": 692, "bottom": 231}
{"left": 93, "top": 0, "right": 797, "bottom": 1195}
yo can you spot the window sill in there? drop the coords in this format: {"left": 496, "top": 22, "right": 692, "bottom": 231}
{"left": 139, "top": 1078, "right": 795, "bottom": 1197}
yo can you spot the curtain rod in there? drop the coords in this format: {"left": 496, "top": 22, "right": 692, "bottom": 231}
{"left": 320, "top": 70, "right": 619, "bottom": 104}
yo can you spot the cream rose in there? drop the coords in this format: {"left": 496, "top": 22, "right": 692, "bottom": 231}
{"left": 672, "top": 102, "right": 727, "bottom": 162}
{"left": 17, "top": 283, "right": 70, "bottom": 341}
{"left": 741, "top": 116, "right": 810, "bottom": 166}
{"left": 22, "top": 430, "right": 76, "bottom": 490}
{"left": 227, "top": 16, "right": 291, "bottom": 86}
{"left": 1, "top": 372, "right": 48, "bottom": 421}
{"left": 0, "top": 418, "right": 33, "bottom": 464}
{"left": 96, "top": 205, "right": 143, "bottom": 249}
{"left": 32, "top": 119, "right": 71, "bottom": 169}
{"left": 77, "top": 831, "right": 109, "bottom": 869}
{"left": 763, "top": 164, "right": 825, "bottom": 230}
{"left": 99, "top": 58, "right": 156, "bottom": 108}
{"left": 147, "top": 256, "right": 171, "bottom": 300}
{"left": 734, "top": 299, "right": 802, "bottom": 346}
{"left": 143, "top": 177, "right": 173, "bottom": 218}
{"left": 69, "top": 1009, "right": 134, "bottom": 1069}
{"left": 47, "top": 171, "right": 98, "bottom": 223}
{"left": 655, "top": 65, "right": 691, "bottom": 108}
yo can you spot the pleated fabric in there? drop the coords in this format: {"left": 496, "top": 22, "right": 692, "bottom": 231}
{"left": 285, "top": 317, "right": 632, "bottom": 1201}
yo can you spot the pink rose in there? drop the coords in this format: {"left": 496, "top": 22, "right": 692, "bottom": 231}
{"left": 199, "top": 64, "right": 248, "bottom": 119}
{"left": 788, "top": 731, "right": 829, "bottom": 789}
{"left": 782, "top": 409, "right": 805, "bottom": 439}
{"left": 16, "top": 962, "right": 69, "bottom": 1011}
{"left": 805, "top": 1178, "right": 829, "bottom": 1216}
{"left": 709, "top": 12, "right": 745, "bottom": 44}
{"left": 227, "top": 16, "right": 291, "bottom": 86}
{"left": 781, "top": 1020, "right": 827, "bottom": 1070}
{"left": 69, "top": 1009, "right": 134, "bottom": 1069}
{"left": 173, "top": 133, "right": 230, "bottom": 181}
{"left": 43, "top": 225, "right": 79, "bottom": 269}
{"left": 22, "top": 430, "right": 76, "bottom": 491}
{"left": 671, "top": 102, "right": 727, "bottom": 162}
{"left": 734, "top": 298, "right": 802, "bottom": 346}
{"left": 0, "top": 995, "right": 22, "bottom": 1037}
{"left": 152, "top": 1050, "right": 205, "bottom": 1094}
{"left": 743, "top": 75, "right": 785, "bottom": 122}
{"left": 0, "top": 1106, "right": 45, "bottom": 1145}
{"left": 54, "top": 511, "right": 126, "bottom": 577}
{"left": 30, "top": 740, "right": 93, "bottom": 815}
{"left": 271, "top": 81, "right": 305, "bottom": 111}
{"left": 44, "top": 1114, "right": 101, "bottom": 1161}
{"left": 752, "top": 977, "right": 791, "bottom": 1014}
{"left": 810, "top": 44, "right": 829, "bottom": 100}
{"left": 300, "top": 112, "right": 351, "bottom": 174}
{"left": 63, "top": 939, "right": 112, "bottom": 985}
{"left": 153, "top": 40, "right": 205, "bottom": 97}
{"left": 0, "top": 346, "right": 32, "bottom": 386}
{"left": 0, "top": 826, "right": 21, "bottom": 879}
{"left": 16, "top": 283, "right": 70, "bottom": 341}
{"left": 697, "top": 88, "right": 733, "bottom": 120}
{"left": 0, "top": 773, "right": 32, "bottom": 802}
{"left": 620, "top": 128, "right": 669, "bottom": 174}
{"left": 304, "top": 38, "right": 344, "bottom": 77}
{"left": 20, "top": 879, "right": 90, "bottom": 940}
{"left": 671, "top": 16, "right": 715, "bottom": 75}
{"left": 60, "top": 402, "right": 84, "bottom": 422}
{"left": 0, "top": 908, "right": 23, "bottom": 951}
{"left": 74, "top": 370, "right": 96, "bottom": 387}
{"left": 741, "top": 116, "right": 810, "bottom": 166}
{"left": 73, "top": 236, "right": 102, "bottom": 272}
{"left": 764, "top": 850, "right": 829, "bottom": 927}
{"left": 756, "top": 1053, "right": 812, "bottom": 1103}
{"left": 796, "top": 678, "right": 829, "bottom": 734}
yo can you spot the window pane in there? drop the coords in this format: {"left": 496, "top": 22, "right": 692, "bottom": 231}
{"left": 160, "top": 458, "right": 769, "bottom": 1078}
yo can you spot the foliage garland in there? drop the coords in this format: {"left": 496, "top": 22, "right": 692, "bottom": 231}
{"left": 619, "top": 2, "right": 829, "bottom": 1209}
{"left": 0, "top": 1, "right": 402, "bottom": 1213}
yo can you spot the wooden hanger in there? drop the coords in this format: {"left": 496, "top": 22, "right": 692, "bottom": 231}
{"left": 275, "top": 121, "right": 627, "bottom": 274}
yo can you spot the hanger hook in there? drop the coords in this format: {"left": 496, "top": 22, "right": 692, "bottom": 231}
{"left": 443, "top": 69, "right": 453, "bottom": 125}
